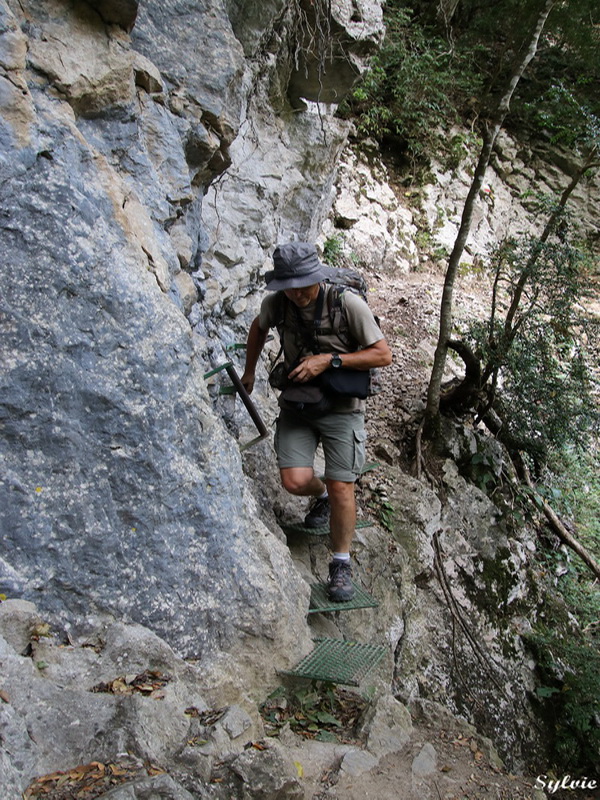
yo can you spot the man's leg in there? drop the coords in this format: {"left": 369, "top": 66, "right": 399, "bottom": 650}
{"left": 275, "top": 412, "right": 330, "bottom": 526}
{"left": 326, "top": 479, "right": 356, "bottom": 554}
{"left": 324, "top": 478, "right": 357, "bottom": 602}
{"left": 280, "top": 467, "right": 331, "bottom": 528}
{"left": 280, "top": 467, "right": 325, "bottom": 497}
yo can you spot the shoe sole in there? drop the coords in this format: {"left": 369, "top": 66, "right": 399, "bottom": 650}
{"left": 327, "top": 588, "right": 355, "bottom": 603}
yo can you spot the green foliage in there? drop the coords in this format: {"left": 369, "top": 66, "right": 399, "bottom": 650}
{"left": 496, "top": 325, "right": 596, "bottom": 461}
{"left": 322, "top": 234, "right": 344, "bottom": 267}
{"left": 524, "top": 446, "right": 600, "bottom": 773}
{"left": 366, "top": 487, "right": 396, "bottom": 532}
{"left": 260, "top": 682, "right": 366, "bottom": 742}
{"left": 523, "top": 82, "right": 600, "bottom": 151}
{"left": 339, "top": 0, "right": 600, "bottom": 170}
{"left": 542, "top": 446, "right": 600, "bottom": 629}
{"left": 463, "top": 210, "right": 599, "bottom": 465}
{"left": 526, "top": 627, "right": 600, "bottom": 773}
{"left": 468, "top": 451, "right": 498, "bottom": 494}
{"left": 339, "top": 3, "right": 483, "bottom": 168}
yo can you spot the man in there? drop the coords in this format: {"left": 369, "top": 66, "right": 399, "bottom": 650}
{"left": 241, "top": 242, "right": 392, "bottom": 602}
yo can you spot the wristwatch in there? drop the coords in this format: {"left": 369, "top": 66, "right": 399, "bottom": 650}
{"left": 330, "top": 353, "right": 343, "bottom": 369}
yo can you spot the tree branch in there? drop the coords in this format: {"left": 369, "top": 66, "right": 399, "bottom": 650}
{"left": 424, "top": 0, "right": 557, "bottom": 433}
{"left": 522, "top": 466, "right": 600, "bottom": 582}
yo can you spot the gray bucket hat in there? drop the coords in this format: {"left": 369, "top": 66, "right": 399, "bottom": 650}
{"left": 264, "top": 242, "right": 333, "bottom": 291}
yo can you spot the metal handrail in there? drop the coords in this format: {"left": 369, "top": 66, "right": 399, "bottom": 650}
{"left": 204, "top": 361, "right": 269, "bottom": 451}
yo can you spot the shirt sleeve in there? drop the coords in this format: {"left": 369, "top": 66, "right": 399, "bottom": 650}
{"left": 342, "top": 291, "right": 384, "bottom": 348}
{"left": 258, "top": 293, "right": 279, "bottom": 331}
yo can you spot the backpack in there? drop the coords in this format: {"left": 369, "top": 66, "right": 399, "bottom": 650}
{"left": 272, "top": 268, "right": 383, "bottom": 396}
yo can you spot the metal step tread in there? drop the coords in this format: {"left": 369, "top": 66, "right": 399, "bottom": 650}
{"left": 281, "top": 638, "right": 387, "bottom": 686}
{"left": 309, "top": 581, "right": 379, "bottom": 614}
{"left": 280, "top": 519, "right": 374, "bottom": 537}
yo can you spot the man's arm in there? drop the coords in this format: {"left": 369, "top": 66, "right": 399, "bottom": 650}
{"left": 289, "top": 338, "right": 392, "bottom": 383}
{"left": 241, "top": 316, "right": 269, "bottom": 393}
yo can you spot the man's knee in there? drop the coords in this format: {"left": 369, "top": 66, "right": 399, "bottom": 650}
{"left": 280, "top": 467, "right": 315, "bottom": 495}
{"left": 326, "top": 479, "right": 356, "bottom": 504}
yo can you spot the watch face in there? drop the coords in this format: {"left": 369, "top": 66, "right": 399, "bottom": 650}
{"left": 332, "top": 354, "right": 342, "bottom": 368}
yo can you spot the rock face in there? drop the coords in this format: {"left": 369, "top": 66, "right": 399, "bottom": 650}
{"left": 0, "top": 0, "right": 383, "bottom": 678}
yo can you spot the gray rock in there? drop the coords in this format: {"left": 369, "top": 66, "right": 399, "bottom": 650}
{"left": 221, "top": 739, "right": 304, "bottom": 799}
{"left": 0, "top": 748, "right": 24, "bottom": 800}
{"left": 0, "top": 599, "right": 44, "bottom": 655}
{"left": 23, "top": 0, "right": 135, "bottom": 116}
{"left": 132, "top": 0, "right": 245, "bottom": 141}
{"left": 288, "top": 0, "right": 384, "bottom": 106}
{"left": 411, "top": 742, "right": 438, "bottom": 778}
{"left": 361, "top": 694, "right": 413, "bottom": 758}
{"left": 87, "top": 1, "right": 139, "bottom": 31}
{"left": 0, "top": 84, "right": 311, "bottom": 667}
{"left": 339, "top": 747, "right": 379, "bottom": 776}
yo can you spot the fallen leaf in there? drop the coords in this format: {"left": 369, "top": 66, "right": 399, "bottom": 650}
{"left": 31, "top": 623, "right": 51, "bottom": 639}
{"left": 145, "top": 763, "right": 166, "bottom": 776}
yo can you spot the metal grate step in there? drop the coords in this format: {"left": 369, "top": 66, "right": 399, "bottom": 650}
{"left": 359, "top": 461, "right": 379, "bottom": 475}
{"left": 280, "top": 519, "right": 374, "bottom": 537}
{"left": 309, "top": 581, "right": 378, "bottom": 614}
{"left": 281, "top": 638, "right": 387, "bottom": 686}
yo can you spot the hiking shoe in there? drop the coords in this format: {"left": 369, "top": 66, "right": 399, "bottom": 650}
{"left": 327, "top": 560, "right": 354, "bottom": 603}
{"left": 304, "top": 496, "right": 330, "bottom": 528}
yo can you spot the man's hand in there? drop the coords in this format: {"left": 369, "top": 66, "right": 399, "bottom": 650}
{"left": 288, "top": 354, "right": 330, "bottom": 383}
{"left": 240, "top": 371, "right": 255, "bottom": 394}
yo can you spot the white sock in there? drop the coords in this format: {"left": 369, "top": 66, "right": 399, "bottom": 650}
{"left": 332, "top": 552, "right": 350, "bottom": 562}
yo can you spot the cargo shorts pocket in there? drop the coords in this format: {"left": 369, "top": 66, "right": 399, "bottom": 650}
{"left": 352, "top": 427, "right": 367, "bottom": 474}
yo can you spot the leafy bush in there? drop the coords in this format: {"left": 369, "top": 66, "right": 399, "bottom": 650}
{"left": 260, "top": 683, "right": 367, "bottom": 743}
{"left": 523, "top": 82, "right": 600, "bottom": 151}
{"left": 339, "top": 3, "right": 483, "bottom": 168}
{"left": 322, "top": 234, "right": 344, "bottom": 267}
{"left": 527, "top": 627, "right": 600, "bottom": 773}
{"left": 525, "top": 445, "right": 600, "bottom": 773}
{"left": 462, "top": 212, "right": 599, "bottom": 465}
{"left": 340, "top": 0, "right": 600, "bottom": 169}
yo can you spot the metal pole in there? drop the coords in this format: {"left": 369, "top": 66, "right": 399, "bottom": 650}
{"left": 224, "top": 363, "right": 269, "bottom": 445}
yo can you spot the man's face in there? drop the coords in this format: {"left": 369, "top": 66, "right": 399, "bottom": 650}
{"left": 284, "top": 283, "right": 320, "bottom": 308}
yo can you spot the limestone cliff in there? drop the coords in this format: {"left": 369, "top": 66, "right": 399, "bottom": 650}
{"left": 0, "top": 0, "right": 382, "bottom": 680}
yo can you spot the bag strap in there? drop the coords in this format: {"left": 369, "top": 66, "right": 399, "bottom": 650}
{"left": 291, "top": 285, "right": 325, "bottom": 355}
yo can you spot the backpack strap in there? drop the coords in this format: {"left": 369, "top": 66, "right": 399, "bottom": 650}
{"left": 274, "top": 287, "right": 327, "bottom": 360}
{"left": 326, "top": 285, "right": 355, "bottom": 349}
{"left": 291, "top": 286, "right": 325, "bottom": 354}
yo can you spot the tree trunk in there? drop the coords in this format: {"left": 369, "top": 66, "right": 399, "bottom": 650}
{"left": 502, "top": 147, "right": 600, "bottom": 338}
{"left": 423, "top": 0, "right": 557, "bottom": 435}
